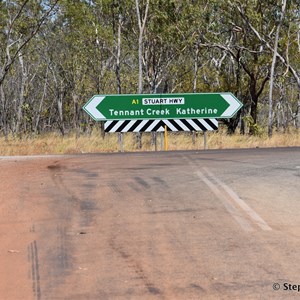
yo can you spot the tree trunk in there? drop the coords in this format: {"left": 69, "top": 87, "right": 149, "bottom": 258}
{"left": 15, "top": 49, "right": 27, "bottom": 136}
{"left": 115, "top": 1, "right": 122, "bottom": 95}
{"left": 297, "top": 97, "right": 300, "bottom": 129}
{"left": 226, "top": 111, "right": 241, "bottom": 134}
{"left": 193, "top": 45, "right": 199, "bottom": 93}
{"left": 268, "top": 0, "right": 287, "bottom": 137}
{"left": 249, "top": 98, "right": 258, "bottom": 135}
{"left": 249, "top": 77, "right": 259, "bottom": 135}
{"left": 0, "top": 84, "right": 8, "bottom": 140}
{"left": 57, "top": 94, "right": 65, "bottom": 136}
{"left": 136, "top": 0, "right": 149, "bottom": 94}
{"left": 135, "top": 0, "right": 149, "bottom": 149}
{"left": 34, "top": 67, "right": 49, "bottom": 134}
{"left": 72, "top": 93, "right": 79, "bottom": 138}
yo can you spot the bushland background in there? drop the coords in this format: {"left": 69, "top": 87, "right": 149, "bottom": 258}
{"left": 0, "top": 0, "right": 299, "bottom": 154}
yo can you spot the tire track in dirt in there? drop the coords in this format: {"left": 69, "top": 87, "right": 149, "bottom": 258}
{"left": 28, "top": 241, "right": 41, "bottom": 300}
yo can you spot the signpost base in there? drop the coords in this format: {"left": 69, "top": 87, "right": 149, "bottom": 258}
{"left": 164, "top": 126, "right": 168, "bottom": 151}
{"left": 203, "top": 131, "right": 207, "bottom": 150}
{"left": 118, "top": 133, "right": 124, "bottom": 152}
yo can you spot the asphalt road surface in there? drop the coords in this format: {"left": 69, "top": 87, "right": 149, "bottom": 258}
{"left": 0, "top": 147, "right": 300, "bottom": 300}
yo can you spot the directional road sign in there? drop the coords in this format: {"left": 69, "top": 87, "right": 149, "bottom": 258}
{"left": 83, "top": 93, "right": 242, "bottom": 121}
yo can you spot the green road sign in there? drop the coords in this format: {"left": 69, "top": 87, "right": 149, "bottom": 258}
{"left": 83, "top": 93, "right": 242, "bottom": 121}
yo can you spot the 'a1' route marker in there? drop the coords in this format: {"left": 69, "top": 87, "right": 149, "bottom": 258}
{"left": 83, "top": 93, "right": 242, "bottom": 121}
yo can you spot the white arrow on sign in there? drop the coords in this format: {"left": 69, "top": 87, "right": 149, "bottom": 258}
{"left": 220, "top": 93, "right": 242, "bottom": 118}
{"left": 83, "top": 96, "right": 105, "bottom": 120}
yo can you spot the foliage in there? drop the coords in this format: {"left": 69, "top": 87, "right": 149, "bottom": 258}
{"left": 0, "top": 0, "right": 299, "bottom": 137}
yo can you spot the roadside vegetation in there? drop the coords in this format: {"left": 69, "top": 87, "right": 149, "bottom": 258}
{"left": 0, "top": 128, "right": 298, "bottom": 155}
{"left": 0, "top": 0, "right": 300, "bottom": 145}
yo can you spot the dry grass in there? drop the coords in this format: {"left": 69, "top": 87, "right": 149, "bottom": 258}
{"left": 0, "top": 129, "right": 299, "bottom": 155}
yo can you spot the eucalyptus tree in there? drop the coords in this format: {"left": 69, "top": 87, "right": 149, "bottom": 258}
{"left": 0, "top": 0, "right": 58, "bottom": 138}
{"left": 40, "top": 0, "right": 117, "bottom": 135}
{"left": 237, "top": 0, "right": 300, "bottom": 131}
{"left": 135, "top": 0, "right": 149, "bottom": 94}
{"left": 142, "top": 0, "right": 185, "bottom": 93}
{"left": 267, "top": 0, "right": 287, "bottom": 137}
{"left": 134, "top": 0, "right": 149, "bottom": 148}
{"left": 198, "top": 0, "right": 275, "bottom": 134}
